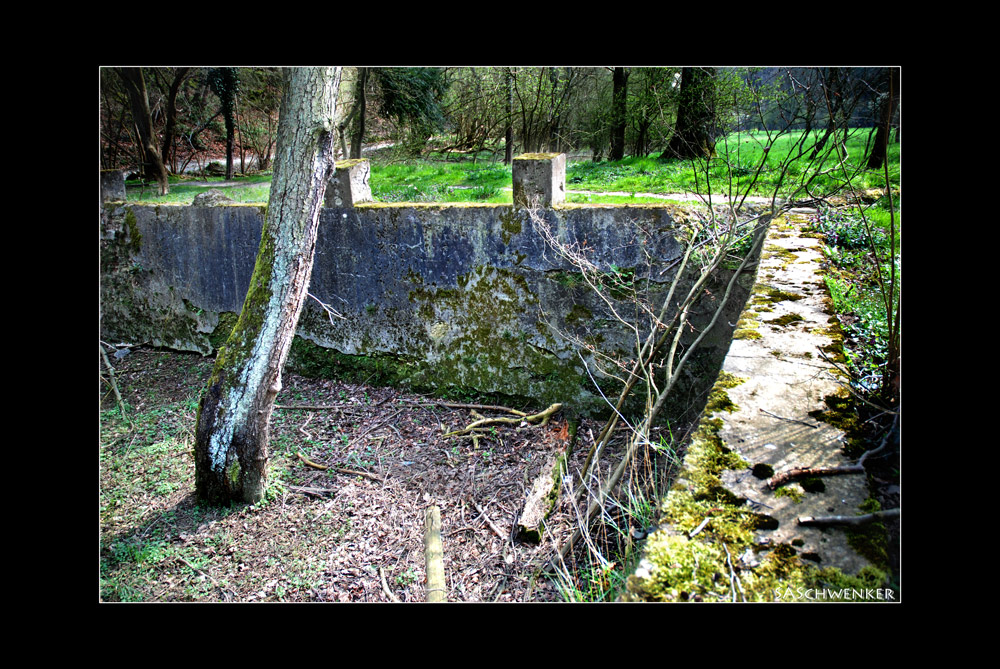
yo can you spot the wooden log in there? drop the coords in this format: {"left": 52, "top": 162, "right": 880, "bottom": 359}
{"left": 516, "top": 420, "right": 574, "bottom": 543}
{"left": 424, "top": 505, "right": 446, "bottom": 602}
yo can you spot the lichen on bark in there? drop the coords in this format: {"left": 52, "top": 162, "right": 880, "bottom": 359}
{"left": 194, "top": 67, "right": 342, "bottom": 505}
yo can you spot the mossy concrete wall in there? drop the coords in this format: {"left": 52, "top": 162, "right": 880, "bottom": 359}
{"left": 100, "top": 157, "right": 767, "bottom": 417}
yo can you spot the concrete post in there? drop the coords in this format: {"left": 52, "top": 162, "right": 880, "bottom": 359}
{"left": 325, "top": 159, "right": 373, "bottom": 208}
{"left": 512, "top": 153, "right": 566, "bottom": 208}
{"left": 101, "top": 169, "right": 126, "bottom": 203}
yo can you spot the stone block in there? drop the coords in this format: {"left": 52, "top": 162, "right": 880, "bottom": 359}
{"left": 325, "top": 159, "right": 372, "bottom": 208}
{"left": 512, "top": 153, "right": 566, "bottom": 208}
{"left": 101, "top": 169, "right": 126, "bottom": 202}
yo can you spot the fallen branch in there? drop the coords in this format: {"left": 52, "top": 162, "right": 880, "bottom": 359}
{"left": 798, "top": 508, "right": 899, "bottom": 526}
{"left": 424, "top": 505, "right": 447, "bottom": 602}
{"left": 99, "top": 344, "right": 128, "bottom": 420}
{"left": 769, "top": 413, "right": 897, "bottom": 489}
{"left": 297, "top": 413, "right": 315, "bottom": 441}
{"left": 442, "top": 403, "right": 562, "bottom": 438}
{"left": 768, "top": 464, "right": 864, "bottom": 489}
{"left": 379, "top": 567, "right": 402, "bottom": 603}
{"left": 401, "top": 398, "right": 528, "bottom": 417}
{"left": 275, "top": 403, "right": 366, "bottom": 413}
{"left": 287, "top": 484, "right": 338, "bottom": 497}
{"left": 296, "top": 452, "right": 383, "bottom": 482}
{"left": 473, "top": 501, "right": 508, "bottom": 542}
{"left": 177, "top": 556, "right": 233, "bottom": 601}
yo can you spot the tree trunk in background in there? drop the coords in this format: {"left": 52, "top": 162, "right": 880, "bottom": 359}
{"left": 866, "top": 67, "right": 900, "bottom": 170}
{"left": 810, "top": 67, "right": 844, "bottom": 159}
{"left": 208, "top": 68, "right": 239, "bottom": 179}
{"left": 161, "top": 67, "right": 191, "bottom": 173}
{"left": 661, "top": 67, "right": 717, "bottom": 160}
{"left": 350, "top": 67, "right": 368, "bottom": 160}
{"left": 609, "top": 67, "right": 628, "bottom": 161}
{"left": 117, "top": 67, "right": 170, "bottom": 195}
{"left": 194, "top": 67, "right": 342, "bottom": 505}
{"left": 504, "top": 67, "right": 514, "bottom": 165}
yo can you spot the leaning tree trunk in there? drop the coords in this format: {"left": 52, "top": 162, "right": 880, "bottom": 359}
{"left": 194, "top": 67, "right": 342, "bottom": 505}
{"left": 116, "top": 67, "right": 170, "bottom": 195}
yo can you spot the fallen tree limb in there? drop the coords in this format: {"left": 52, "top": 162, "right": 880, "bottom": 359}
{"left": 274, "top": 403, "right": 365, "bottom": 412}
{"left": 379, "top": 566, "right": 402, "bottom": 603}
{"left": 769, "top": 413, "right": 898, "bottom": 489}
{"left": 442, "top": 403, "right": 562, "bottom": 438}
{"left": 401, "top": 398, "right": 529, "bottom": 417}
{"left": 296, "top": 452, "right": 383, "bottom": 482}
{"left": 287, "top": 484, "right": 338, "bottom": 497}
{"left": 768, "top": 464, "right": 864, "bottom": 489}
{"left": 798, "top": 508, "right": 899, "bottom": 526}
{"left": 473, "top": 501, "right": 508, "bottom": 542}
{"left": 424, "top": 505, "right": 447, "bottom": 602}
{"left": 99, "top": 344, "right": 129, "bottom": 420}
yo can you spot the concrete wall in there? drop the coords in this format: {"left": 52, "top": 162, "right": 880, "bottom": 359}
{"left": 100, "top": 155, "right": 767, "bottom": 417}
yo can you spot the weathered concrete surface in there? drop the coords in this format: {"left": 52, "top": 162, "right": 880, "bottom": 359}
{"left": 100, "top": 200, "right": 763, "bottom": 416}
{"left": 625, "top": 212, "right": 878, "bottom": 601}
{"left": 719, "top": 215, "right": 868, "bottom": 573}
{"left": 718, "top": 213, "right": 870, "bottom": 572}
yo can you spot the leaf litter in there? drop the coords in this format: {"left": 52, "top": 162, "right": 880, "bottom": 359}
{"left": 99, "top": 347, "right": 654, "bottom": 602}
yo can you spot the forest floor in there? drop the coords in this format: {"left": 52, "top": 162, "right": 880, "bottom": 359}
{"left": 99, "top": 347, "right": 677, "bottom": 602}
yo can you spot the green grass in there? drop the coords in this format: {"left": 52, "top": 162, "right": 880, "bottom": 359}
{"left": 119, "top": 129, "right": 898, "bottom": 208}
{"left": 125, "top": 173, "right": 273, "bottom": 205}
{"left": 810, "top": 198, "right": 900, "bottom": 395}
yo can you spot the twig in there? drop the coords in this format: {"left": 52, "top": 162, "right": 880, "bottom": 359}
{"left": 769, "top": 412, "right": 897, "bottom": 489}
{"left": 442, "top": 403, "right": 561, "bottom": 438}
{"left": 296, "top": 452, "right": 383, "bottom": 482}
{"left": 177, "top": 556, "right": 233, "bottom": 602}
{"left": 768, "top": 464, "right": 864, "bottom": 489}
{"left": 287, "top": 485, "right": 338, "bottom": 497}
{"left": 722, "top": 543, "right": 745, "bottom": 602}
{"left": 379, "top": 567, "right": 402, "bottom": 603}
{"left": 297, "top": 413, "right": 315, "bottom": 441}
{"left": 688, "top": 517, "right": 711, "bottom": 538}
{"left": 758, "top": 408, "right": 820, "bottom": 428}
{"left": 308, "top": 291, "right": 347, "bottom": 323}
{"left": 400, "top": 398, "right": 528, "bottom": 417}
{"left": 798, "top": 508, "right": 899, "bottom": 526}
{"left": 473, "top": 501, "right": 507, "bottom": 542}
{"left": 275, "top": 403, "right": 365, "bottom": 413}
{"left": 99, "top": 344, "right": 129, "bottom": 420}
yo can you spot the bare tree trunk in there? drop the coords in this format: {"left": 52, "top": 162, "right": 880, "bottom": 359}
{"left": 350, "top": 67, "right": 368, "bottom": 160}
{"left": 161, "top": 67, "right": 191, "bottom": 173}
{"left": 504, "top": 67, "right": 514, "bottom": 165}
{"left": 661, "top": 67, "right": 717, "bottom": 160}
{"left": 116, "top": 67, "right": 170, "bottom": 195}
{"left": 866, "top": 67, "right": 900, "bottom": 170}
{"left": 194, "top": 67, "right": 342, "bottom": 505}
{"left": 609, "top": 67, "right": 628, "bottom": 161}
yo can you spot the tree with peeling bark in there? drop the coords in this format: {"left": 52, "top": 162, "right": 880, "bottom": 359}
{"left": 194, "top": 67, "right": 342, "bottom": 505}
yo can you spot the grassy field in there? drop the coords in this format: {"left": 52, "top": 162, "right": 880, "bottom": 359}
{"left": 122, "top": 128, "right": 899, "bottom": 207}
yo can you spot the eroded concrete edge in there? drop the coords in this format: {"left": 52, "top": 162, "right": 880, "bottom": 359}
{"left": 624, "top": 212, "right": 877, "bottom": 602}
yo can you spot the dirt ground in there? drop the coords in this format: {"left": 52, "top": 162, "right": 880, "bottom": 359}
{"left": 99, "top": 347, "right": 675, "bottom": 602}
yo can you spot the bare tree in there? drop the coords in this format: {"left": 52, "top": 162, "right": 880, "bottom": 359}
{"left": 115, "top": 67, "right": 170, "bottom": 195}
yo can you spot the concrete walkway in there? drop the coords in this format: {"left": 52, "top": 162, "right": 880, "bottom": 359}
{"left": 715, "top": 209, "right": 871, "bottom": 573}
{"left": 624, "top": 210, "right": 876, "bottom": 601}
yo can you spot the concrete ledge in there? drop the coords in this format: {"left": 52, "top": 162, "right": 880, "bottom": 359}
{"left": 624, "top": 212, "right": 891, "bottom": 602}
